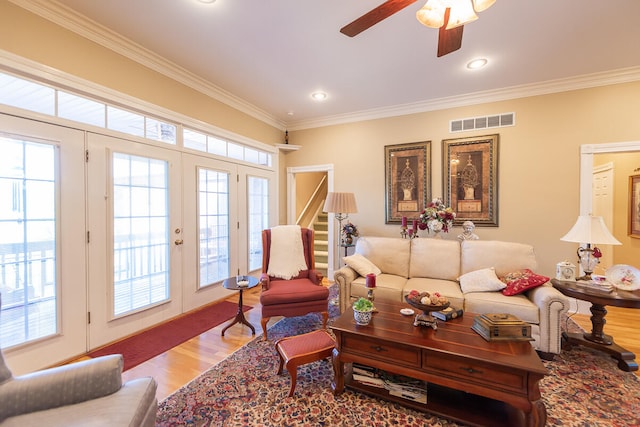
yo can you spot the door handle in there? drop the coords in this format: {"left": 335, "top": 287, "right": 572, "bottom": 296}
{"left": 174, "top": 239, "right": 184, "bottom": 245}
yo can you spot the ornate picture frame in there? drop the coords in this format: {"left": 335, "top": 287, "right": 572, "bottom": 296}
{"left": 442, "top": 134, "right": 499, "bottom": 227}
{"left": 629, "top": 174, "right": 640, "bottom": 238}
{"left": 384, "top": 141, "right": 431, "bottom": 224}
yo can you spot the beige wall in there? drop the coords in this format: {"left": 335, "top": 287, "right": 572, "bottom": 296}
{"left": 286, "top": 83, "right": 640, "bottom": 276}
{"left": 594, "top": 152, "right": 640, "bottom": 267}
{"left": 3, "top": 1, "right": 640, "bottom": 277}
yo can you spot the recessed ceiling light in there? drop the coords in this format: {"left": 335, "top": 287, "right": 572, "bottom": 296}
{"left": 467, "top": 58, "right": 488, "bottom": 69}
{"left": 197, "top": 0, "right": 216, "bottom": 3}
{"left": 311, "top": 91, "right": 328, "bottom": 101}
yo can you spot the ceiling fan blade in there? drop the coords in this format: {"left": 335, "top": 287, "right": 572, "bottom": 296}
{"left": 340, "top": 0, "right": 418, "bottom": 37}
{"left": 437, "top": 7, "right": 464, "bottom": 57}
{"left": 437, "top": 25, "right": 464, "bottom": 57}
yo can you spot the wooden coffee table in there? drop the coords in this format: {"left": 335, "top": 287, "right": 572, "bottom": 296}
{"left": 330, "top": 301, "right": 547, "bottom": 427}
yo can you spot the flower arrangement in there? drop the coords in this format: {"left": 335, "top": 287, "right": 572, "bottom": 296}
{"left": 418, "top": 198, "right": 456, "bottom": 233}
{"left": 342, "top": 222, "right": 359, "bottom": 237}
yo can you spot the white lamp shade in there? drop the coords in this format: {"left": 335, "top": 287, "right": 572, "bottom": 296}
{"left": 416, "top": 0, "right": 446, "bottom": 29}
{"left": 560, "top": 215, "right": 621, "bottom": 245}
{"left": 323, "top": 192, "right": 358, "bottom": 214}
{"left": 445, "top": 0, "right": 478, "bottom": 29}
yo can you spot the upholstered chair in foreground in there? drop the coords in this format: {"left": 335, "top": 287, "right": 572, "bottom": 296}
{"left": 0, "top": 294, "right": 158, "bottom": 426}
{"left": 260, "top": 225, "right": 329, "bottom": 340}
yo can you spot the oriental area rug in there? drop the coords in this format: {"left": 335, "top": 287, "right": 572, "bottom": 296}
{"left": 90, "top": 300, "right": 251, "bottom": 371}
{"left": 157, "top": 295, "right": 640, "bottom": 426}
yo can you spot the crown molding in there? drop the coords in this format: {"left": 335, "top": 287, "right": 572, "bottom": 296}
{"left": 286, "top": 66, "right": 640, "bottom": 131}
{"left": 9, "top": 0, "right": 286, "bottom": 131}
{"left": 10, "top": 1, "right": 640, "bottom": 133}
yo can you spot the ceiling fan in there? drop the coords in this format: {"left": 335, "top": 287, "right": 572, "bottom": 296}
{"left": 340, "top": 0, "right": 496, "bottom": 57}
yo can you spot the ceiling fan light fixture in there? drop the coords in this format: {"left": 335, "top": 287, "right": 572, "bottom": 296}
{"left": 472, "top": 0, "right": 496, "bottom": 13}
{"left": 416, "top": 0, "right": 446, "bottom": 29}
{"left": 445, "top": 1, "right": 478, "bottom": 29}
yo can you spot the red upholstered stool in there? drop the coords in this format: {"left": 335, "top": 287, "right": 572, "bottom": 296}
{"left": 274, "top": 329, "right": 336, "bottom": 397}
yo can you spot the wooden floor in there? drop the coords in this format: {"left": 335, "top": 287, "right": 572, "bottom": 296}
{"left": 117, "top": 286, "right": 639, "bottom": 402}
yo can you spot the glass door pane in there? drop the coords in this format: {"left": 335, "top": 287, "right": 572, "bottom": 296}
{"left": 247, "top": 176, "right": 269, "bottom": 271}
{"left": 112, "top": 152, "right": 169, "bottom": 316}
{"left": 198, "top": 168, "right": 230, "bottom": 287}
{"left": 0, "top": 136, "right": 57, "bottom": 346}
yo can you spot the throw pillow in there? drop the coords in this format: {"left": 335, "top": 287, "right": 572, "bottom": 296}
{"left": 343, "top": 253, "right": 382, "bottom": 277}
{"left": 458, "top": 267, "right": 506, "bottom": 294}
{"left": 500, "top": 269, "right": 549, "bottom": 296}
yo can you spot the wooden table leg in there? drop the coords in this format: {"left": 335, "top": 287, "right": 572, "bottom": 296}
{"left": 561, "top": 302, "right": 638, "bottom": 371}
{"left": 221, "top": 289, "right": 255, "bottom": 336}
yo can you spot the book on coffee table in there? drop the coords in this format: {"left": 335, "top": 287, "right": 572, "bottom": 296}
{"left": 432, "top": 306, "right": 463, "bottom": 321}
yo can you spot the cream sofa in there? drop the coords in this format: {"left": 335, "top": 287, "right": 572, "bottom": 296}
{"left": 334, "top": 237, "right": 570, "bottom": 358}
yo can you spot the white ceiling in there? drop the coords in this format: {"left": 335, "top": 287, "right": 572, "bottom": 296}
{"left": 40, "top": 0, "right": 640, "bottom": 130}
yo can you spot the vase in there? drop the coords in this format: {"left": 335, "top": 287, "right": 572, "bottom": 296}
{"left": 353, "top": 308, "right": 373, "bottom": 325}
{"left": 345, "top": 235, "right": 353, "bottom": 245}
{"left": 431, "top": 230, "right": 442, "bottom": 239}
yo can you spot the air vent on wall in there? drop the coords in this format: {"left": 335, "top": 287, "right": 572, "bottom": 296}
{"left": 450, "top": 112, "right": 515, "bottom": 133}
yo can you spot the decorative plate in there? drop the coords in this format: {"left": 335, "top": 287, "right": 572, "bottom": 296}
{"left": 400, "top": 308, "right": 415, "bottom": 316}
{"left": 605, "top": 264, "right": 640, "bottom": 291}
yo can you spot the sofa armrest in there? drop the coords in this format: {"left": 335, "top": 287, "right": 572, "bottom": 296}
{"left": 527, "top": 284, "right": 570, "bottom": 354}
{"left": 0, "top": 354, "right": 123, "bottom": 422}
{"left": 334, "top": 266, "right": 358, "bottom": 313}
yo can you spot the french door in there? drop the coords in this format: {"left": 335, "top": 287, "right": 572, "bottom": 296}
{"left": 2, "top": 114, "right": 276, "bottom": 370}
{"left": 0, "top": 114, "right": 86, "bottom": 374}
{"left": 86, "top": 133, "right": 183, "bottom": 349}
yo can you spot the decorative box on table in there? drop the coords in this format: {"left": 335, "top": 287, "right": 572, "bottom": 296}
{"left": 472, "top": 313, "right": 533, "bottom": 342}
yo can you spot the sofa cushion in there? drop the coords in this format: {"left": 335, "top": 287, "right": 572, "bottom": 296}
{"left": 351, "top": 273, "right": 407, "bottom": 302}
{"left": 460, "top": 240, "right": 538, "bottom": 277}
{"left": 342, "top": 253, "right": 381, "bottom": 277}
{"left": 458, "top": 268, "right": 506, "bottom": 294}
{"left": 464, "top": 292, "right": 540, "bottom": 324}
{"left": 409, "top": 239, "right": 460, "bottom": 281}
{"left": 404, "top": 278, "right": 465, "bottom": 309}
{"left": 355, "top": 237, "right": 411, "bottom": 278}
{"left": 500, "top": 269, "right": 549, "bottom": 296}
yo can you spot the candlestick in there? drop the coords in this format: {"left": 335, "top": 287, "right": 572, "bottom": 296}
{"left": 366, "top": 273, "right": 376, "bottom": 288}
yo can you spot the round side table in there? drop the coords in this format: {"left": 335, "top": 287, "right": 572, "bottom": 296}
{"left": 221, "top": 275, "right": 259, "bottom": 336}
{"left": 551, "top": 278, "right": 640, "bottom": 371}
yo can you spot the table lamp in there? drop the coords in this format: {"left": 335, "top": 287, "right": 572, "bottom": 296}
{"left": 560, "top": 215, "right": 621, "bottom": 281}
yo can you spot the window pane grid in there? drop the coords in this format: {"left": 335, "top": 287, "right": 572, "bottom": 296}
{"left": 247, "top": 176, "right": 269, "bottom": 271}
{"left": 112, "top": 153, "right": 169, "bottom": 316}
{"left": 0, "top": 137, "right": 57, "bottom": 347}
{"left": 198, "top": 169, "right": 229, "bottom": 287}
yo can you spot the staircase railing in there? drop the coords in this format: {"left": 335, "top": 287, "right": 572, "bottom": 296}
{"left": 296, "top": 175, "right": 328, "bottom": 227}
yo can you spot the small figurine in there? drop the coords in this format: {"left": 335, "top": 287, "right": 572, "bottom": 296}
{"left": 457, "top": 221, "right": 479, "bottom": 241}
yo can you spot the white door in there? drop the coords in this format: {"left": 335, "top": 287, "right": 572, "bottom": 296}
{"left": 592, "top": 162, "right": 614, "bottom": 275}
{"left": 181, "top": 154, "right": 238, "bottom": 311}
{"left": 181, "top": 155, "right": 275, "bottom": 312}
{"left": 86, "top": 133, "right": 183, "bottom": 349}
{"left": 0, "top": 114, "right": 86, "bottom": 374}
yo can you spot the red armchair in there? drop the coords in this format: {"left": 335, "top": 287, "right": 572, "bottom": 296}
{"left": 259, "top": 226, "right": 329, "bottom": 340}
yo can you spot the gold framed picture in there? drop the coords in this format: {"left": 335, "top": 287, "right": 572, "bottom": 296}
{"left": 629, "top": 174, "right": 640, "bottom": 238}
{"left": 442, "top": 134, "right": 499, "bottom": 227}
{"left": 384, "top": 141, "right": 431, "bottom": 224}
